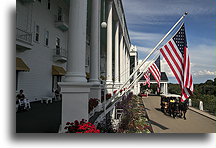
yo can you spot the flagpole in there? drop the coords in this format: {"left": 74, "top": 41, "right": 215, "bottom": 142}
{"left": 127, "top": 52, "right": 161, "bottom": 92}
{"left": 112, "top": 12, "right": 188, "bottom": 98}
{"left": 93, "top": 13, "right": 188, "bottom": 124}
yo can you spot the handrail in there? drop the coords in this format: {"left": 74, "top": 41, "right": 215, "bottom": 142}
{"left": 91, "top": 13, "right": 188, "bottom": 124}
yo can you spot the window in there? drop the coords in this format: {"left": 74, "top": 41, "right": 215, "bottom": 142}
{"left": 56, "top": 37, "right": 60, "bottom": 55}
{"left": 47, "top": 0, "right": 51, "bottom": 10}
{"left": 35, "top": 25, "right": 40, "bottom": 42}
{"left": 45, "top": 31, "right": 49, "bottom": 46}
{"left": 57, "top": 7, "right": 62, "bottom": 21}
{"left": 38, "top": 0, "right": 41, "bottom": 2}
{"left": 56, "top": 37, "right": 60, "bottom": 48}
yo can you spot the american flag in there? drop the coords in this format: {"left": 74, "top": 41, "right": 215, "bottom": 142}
{"left": 143, "top": 69, "right": 150, "bottom": 88}
{"left": 160, "top": 23, "right": 193, "bottom": 101}
{"left": 148, "top": 56, "right": 161, "bottom": 92}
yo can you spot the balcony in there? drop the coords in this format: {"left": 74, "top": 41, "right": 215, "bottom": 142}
{"left": 55, "top": 14, "right": 69, "bottom": 32}
{"left": 53, "top": 47, "right": 67, "bottom": 62}
{"left": 16, "top": 27, "right": 33, "bottom": 51}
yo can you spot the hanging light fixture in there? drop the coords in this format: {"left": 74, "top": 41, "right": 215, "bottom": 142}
{"left": 101, "top": 0, "right": 107, "bottom": 28}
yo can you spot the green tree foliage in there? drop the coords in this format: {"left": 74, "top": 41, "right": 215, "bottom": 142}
{"left": 168, "top": 79, "right": 216, "bottom": 115}
{"left": 168, "top": 83, "right": 181, "bottom": 94}
{"left": 140, "top": 83, "right": 158, "bottom": 94}
{"left": 191, "top": 79, "right": 216, "bottom": 115}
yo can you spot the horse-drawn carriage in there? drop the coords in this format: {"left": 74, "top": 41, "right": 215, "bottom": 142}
{"left": 160, "top": 94, "right": 188, "bottom": 120}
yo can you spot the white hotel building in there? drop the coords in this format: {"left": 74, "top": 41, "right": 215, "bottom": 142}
{"left": 16, "top": 0, "right": 139, "bottom": 127}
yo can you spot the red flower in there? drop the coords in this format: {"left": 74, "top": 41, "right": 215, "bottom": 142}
{"left": 113, "top": 90, "right": 117, "bottom": 94}
{"left": 65, "top": 119, "right": 100, "bottom": 133}
{"left": 106, "top": 93, "right": 112, "bottom": 100}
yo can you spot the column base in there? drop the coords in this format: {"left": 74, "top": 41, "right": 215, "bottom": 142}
{"left": 63, "top": 72, "right": 87, "bottom": 83}
{"left": 89, "top": 82, "right": 101, "bottom": 100}
{"left": 114, "top": 82, "right": 122, "bottom": 89}
{"left": 134, "top": 83, "right": 139, "bottom": 95}
{"left": 58, "top": 82, "right": 90, "bottom": 133}
{"left": 106, "top": 81, "right": 114, "bottom": 94}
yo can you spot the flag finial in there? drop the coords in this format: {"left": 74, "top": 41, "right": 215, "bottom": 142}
{"left": 184, "top": 12, "right": 188, "bottom": 16}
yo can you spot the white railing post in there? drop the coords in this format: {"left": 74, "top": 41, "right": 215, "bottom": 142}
{"left": 199, "top": 101, "right": 203, "bottom": 111}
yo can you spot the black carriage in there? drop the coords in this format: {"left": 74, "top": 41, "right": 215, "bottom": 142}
{"left": 160, "top": 94, "right": 181, "bottom": 118}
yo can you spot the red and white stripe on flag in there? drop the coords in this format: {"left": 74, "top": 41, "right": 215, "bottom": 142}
{"left": 148, "top": 63, "right": 161, "bottom": 91}
{"left": 143, "top": 69, "right": 151, "bottom": 88}
{"left": 160, "top": 23, "right": 193, "bottom": 101}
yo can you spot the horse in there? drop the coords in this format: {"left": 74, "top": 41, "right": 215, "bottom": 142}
{"left": 179, "top": 99, "right": 189, "bottom": 120}
{"left": 168, "top": 97, "right": 180, "bottom": 118}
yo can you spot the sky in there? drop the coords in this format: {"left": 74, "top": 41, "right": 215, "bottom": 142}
{"left": 122, "top": 0, "right": 216, "bottom": 84}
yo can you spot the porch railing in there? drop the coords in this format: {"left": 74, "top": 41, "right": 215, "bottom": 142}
{"left": 54, "top": 47, "right": 67, "bottom": 58}
{"left": 16, "top": 27, "right": 33, "bottom": 45}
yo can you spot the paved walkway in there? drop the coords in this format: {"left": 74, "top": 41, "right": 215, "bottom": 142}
{"left": 16, "top": 101, "right": 62, "bottom": 133}
{"left": 143, "top": 96, "right": 216, "bottom": 133}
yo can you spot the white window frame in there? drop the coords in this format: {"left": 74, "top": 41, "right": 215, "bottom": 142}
{"left": 56, "top": 36, "right": 60, "bottom": 48}
{"left": 44, "top": 30, "right": 49, "bottom": 47}
{"left": 34, "top": 24, "right": 40, "bottom": 43}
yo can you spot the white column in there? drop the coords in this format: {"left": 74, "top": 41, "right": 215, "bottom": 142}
{"left": 89, "top": 0, "right": 101, "bottom": 99}
{"left": 64, "top": 0, "right": 87, "bottom": 83}
{"left": 89, "top": 0, "right": 101, "bottom": 84}
{"left": 128, "top": 52, "right": 130, "bottom": 84}
{"left": 106, "top": 0, "right": 113, "bottom": 84}
{"left": 125, "top": 49, "right": 128, "bottom": 85}
{"left": 59, "top": 0, "right": 90, "bottom": 131}
{"left": 165, "top": 83, "right": 168, "bottom": 94}
{"left": 119, "top": 34, "right": 124, "bottom": 84}
{"left": 134, "top": 52, "right": 138, "bottom": 94}
{"left": 137, "top": 83, "right": 141, "bottom": 94}
{"left": 123, "top": 43, "right": 126, "bottom": 83}
{"left": 114, "top": 21, "right": 120, "bottom": 85}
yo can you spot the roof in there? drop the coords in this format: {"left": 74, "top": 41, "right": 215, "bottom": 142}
{"left": 160, "top": 94, "right": 181, "bottom": 98}
{"left": 139, "top": 72, "right": 168, "bottom": 81}
{"left": 16, "top": 57, "right": 30, "bottom": 71}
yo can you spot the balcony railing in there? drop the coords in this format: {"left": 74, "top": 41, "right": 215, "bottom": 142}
{"left": 16, "top": 28, "right": 33, "bottom": 45}
{"left": 53, "top": 47, "right": 67, "bottom": 62}
{"left": 55, "top": 14, "right": 69, "bottom": 31}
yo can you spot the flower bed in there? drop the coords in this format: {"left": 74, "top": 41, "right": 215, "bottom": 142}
{"left": 118, "top": 95, "right": 153, "bottom": 133}
{"left": 65, "top": 119, "right": 100, "bottom": 133}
